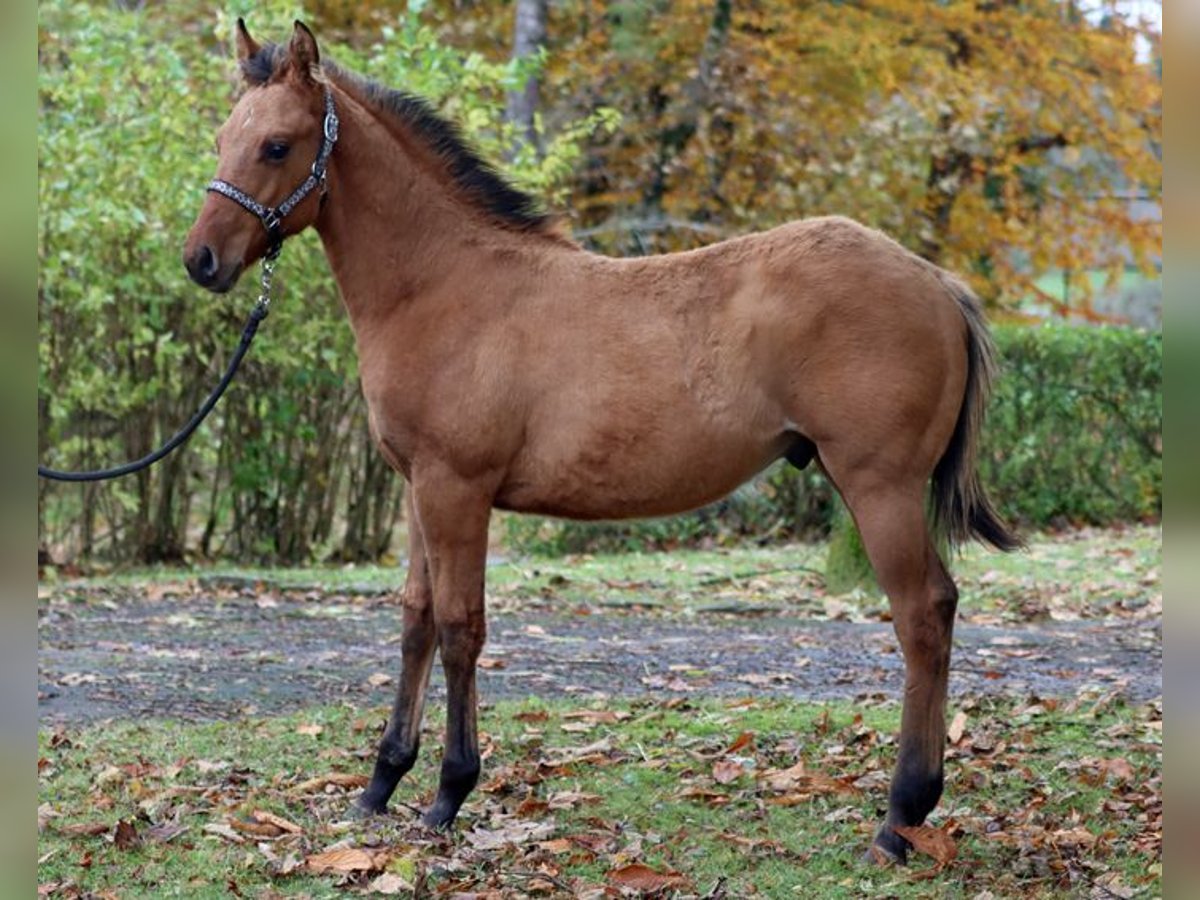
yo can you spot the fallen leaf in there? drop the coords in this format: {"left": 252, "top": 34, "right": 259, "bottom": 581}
{"left": 251, "top": 810, "right": 303, "bottom": 834}
{"left": 478, "top": 656, "right": 506, "bottom": 669}
{"left": 366, "top": 672, "right": 393, "bottom": 688}
{"left": 607, "top": 863, "right": 690, "bottom": 892}
{"left": 295, "top": 772, "right": 369, "bottom": 793}
{"left": 724, "top": 731, "right": 754, "bottom": 754}
{"left": 367, "top": 872, "right": 414, "bottom": 895}
{"left": 894, "top": 825, "right": 957, "bottom": 866}
{"left": 112, "top": 820, "right": 140, "bottom": 850}
{"left": 202, "top": 822, "right": 246, "bottom": 844}
{"left": 563, "top": 710, "right": 631, "bottom": 724}
{"left": 296, "top": 723, "right": 324, "bottom": 737}
{"left": 56, "top": 821, "right": 107, "bottom": 837}
{"left": 229, "top": 817, "right": 283, "bottom": 838}
{"left": 146, "top": 822, "right": 188, "bottom": 843}
{"left": 305, "top": 847, "right": 381, "bottom": 874}
{"left": 948, "top": 711, "right": 968, "bottom": 745}
{"left": 465, "top": 819, "right": 556, "bottom": 850}
{"left": 712, "top": 759, "right": 744, "bottom": 785}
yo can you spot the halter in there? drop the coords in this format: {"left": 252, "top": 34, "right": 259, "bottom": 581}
{"left": 207, "top": 86, "right": 340, "bottom": 261}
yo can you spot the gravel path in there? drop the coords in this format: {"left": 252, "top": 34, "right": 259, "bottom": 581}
{"left": 37, "top": 586, "right": 1162, "bottom": 724}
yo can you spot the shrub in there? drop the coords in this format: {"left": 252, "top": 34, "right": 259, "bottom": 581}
{"left": 984, "top": 322, "right": 1161, "bottom": 527}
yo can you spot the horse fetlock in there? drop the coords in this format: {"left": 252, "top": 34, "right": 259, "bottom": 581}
{"left": 889, "top": 766, "right": 945, "bottom": 826}
{"left": 378, "top": 734, "right": 419, "bottom": 771}
{"left": 438, "top": 753, "right": 481, "bottom": 797}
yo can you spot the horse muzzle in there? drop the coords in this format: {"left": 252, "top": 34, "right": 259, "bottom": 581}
{"left": 184, "top": 243, "right": 244, "bottom": 294}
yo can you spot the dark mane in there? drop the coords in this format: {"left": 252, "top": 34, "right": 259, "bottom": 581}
{"left": 240, "top": 44, "right": 553, "bottom": 234}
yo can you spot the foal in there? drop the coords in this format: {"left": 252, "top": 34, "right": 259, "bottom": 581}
{"left": 184, "top": 21, "right": 1019, "bottom": 863}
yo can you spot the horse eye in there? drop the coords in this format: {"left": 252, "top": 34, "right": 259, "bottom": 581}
{"left": 263, "top": 141, "right": 290, "bottom": 162}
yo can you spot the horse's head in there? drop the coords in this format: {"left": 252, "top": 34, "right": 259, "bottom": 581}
{"left": 183, "top": 20, "right": 333, "bottom": 293}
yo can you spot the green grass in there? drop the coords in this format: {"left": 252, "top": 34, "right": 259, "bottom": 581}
{"left": 38, "top": 694, "right": 1161, "bottom": 898}
{"left": 41, "top": 524, "right": 1161, "bottom": 625}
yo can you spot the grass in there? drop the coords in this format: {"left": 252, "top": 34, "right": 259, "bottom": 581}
{"left": 41, "top": 524, "right": 1162, "bottom": 624}
{"left": 38, "top": 694, "right": 1161, "bottom": 898}
{"left": 38, "top": 525, "right": 1162, "bottom": 896}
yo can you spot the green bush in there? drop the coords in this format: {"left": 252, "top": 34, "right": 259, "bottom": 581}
{"left": 984, "top": 322, "right": 1161, "bottom": 527}
{"left": 506, "top": 323, "right": 1161, "bottom": 557}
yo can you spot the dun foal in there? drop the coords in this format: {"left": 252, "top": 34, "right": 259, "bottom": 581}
{"left": 184, "top": 21, "right": 1019, "bottom": 863}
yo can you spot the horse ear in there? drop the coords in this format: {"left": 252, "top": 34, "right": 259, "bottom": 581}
{"left": 235, "top": 17, "right": 260, "bottom": 64}
{"left": 288, "top": 20, "right": 320, "bottom": 83}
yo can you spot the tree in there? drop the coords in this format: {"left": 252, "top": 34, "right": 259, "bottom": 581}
{"left": 506, "top": 0, "right": 549, "bottom": 155}
{"left": 524, "top": 0, "right": 1161, "bottom": 309}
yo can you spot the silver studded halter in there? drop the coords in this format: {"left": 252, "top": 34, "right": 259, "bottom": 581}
{"left": 207, "top": 86, "right": 340, "bottom": 261}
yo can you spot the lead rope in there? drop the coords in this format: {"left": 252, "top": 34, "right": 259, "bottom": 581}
{"left": 37, "top": 255, "right": 277, "bottom": 483}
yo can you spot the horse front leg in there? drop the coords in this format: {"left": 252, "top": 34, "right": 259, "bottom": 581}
{"left": 357, "top": 491, "right": 437, "bottom": 815}
{"left": 408, "top": 468, "right": 493, "bottom": 830}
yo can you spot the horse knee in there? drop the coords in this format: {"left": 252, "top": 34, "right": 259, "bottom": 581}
{"left": 436, "top": 617, "right": 485, "bottom": 665}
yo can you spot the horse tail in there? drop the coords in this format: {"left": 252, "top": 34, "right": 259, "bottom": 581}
{"left": 931, "top": 273, "right": 1023, "bottom": 552}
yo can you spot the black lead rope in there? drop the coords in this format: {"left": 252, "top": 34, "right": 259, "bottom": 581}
{"left": 38, "top": 297, "right": 270, "bottom": 483}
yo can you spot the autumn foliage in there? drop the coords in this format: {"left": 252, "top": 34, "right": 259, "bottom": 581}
{"left": 530, "top": 0, "right": 1161, "bottom": 311}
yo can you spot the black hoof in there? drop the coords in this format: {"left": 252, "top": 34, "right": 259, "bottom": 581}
{"left": 420, "top": 802, "right": 459, "bottom": 831}
{"left": 865, "top": 825, "right": 911, "bottom": 865}
{"left": 351, "top": 796, "right": 387, "bottom": 819}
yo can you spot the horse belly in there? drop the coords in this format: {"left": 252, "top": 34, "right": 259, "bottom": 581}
{"left": 496, "top": 420, "right": 787, "bottom": 521}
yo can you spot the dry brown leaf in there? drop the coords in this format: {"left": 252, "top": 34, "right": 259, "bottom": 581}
{"left": 305, "top": 847, "right": 382, "bottom": 874}
{"left": 894, "top": 825, "right": 957, "bottom": 866}
{"left": 607, "top": 862, "right": 690, "bottom": 893}
{"left": 251, "top": 809, "right": 304, "bottom": 834}
{"left": 547, "top": 789, "right": 600, "bottom": 810}
{"left": 230, "top": 817, "right": 282, "bottom": 838}
{"left": 677, "top": 786, "right": 730, "bottom": 805}
{"left": 295, "top": 723, "right": 323, "bottom": 737}
{"left": 724, "top": 731, "right": 754, "bottom": 754}
{"left": 712, "top": 759, "right": 744, "bottom": 785}
{"left": 478, "top": 656, "right": 506, "bottom": 669}
{"left": 366, "top": 672, "right": 393, "bottom": 688}
{"left": 760, "top": 761, "right": 806, "bottom": 791}
{"left": 112, "top": 820, "right": 140, "bottom": 850}
{"left": 57, "top": 822, "right": 109, "bottom": 837}
{"left": 367, "top": 872, "right": 414, "bottom": 895}
{"left": 563, "top": 709, "right": 630, "bottom": 724}
{"left": 295, "top": 772, "right": 369, "bottom": 793}
{"left": 202, "top": 822, "right": 246, "bottom": 844}
{"left": 948, "top": 711, "right": 968, "bottom": 745}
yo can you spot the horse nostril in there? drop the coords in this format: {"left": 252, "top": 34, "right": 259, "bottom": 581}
{"left": 197, "top": 245, "right": 218, "bottom": 280}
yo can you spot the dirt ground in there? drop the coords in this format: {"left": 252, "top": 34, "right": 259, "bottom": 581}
{"left": 38, "top": 570, "right": 1161, "bottom": 725}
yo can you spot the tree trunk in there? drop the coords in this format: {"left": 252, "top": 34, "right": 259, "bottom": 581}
{"left": 506, "top": 0, "right": 548, "bottom": 155}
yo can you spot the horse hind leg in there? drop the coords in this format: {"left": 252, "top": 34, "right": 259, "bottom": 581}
{"left": 823, "top": 462, "right": 959, "bottom": 863}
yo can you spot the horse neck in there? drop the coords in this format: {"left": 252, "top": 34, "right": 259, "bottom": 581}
{"left": 313, "top": 86, "right": 551, "bottom": 327}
